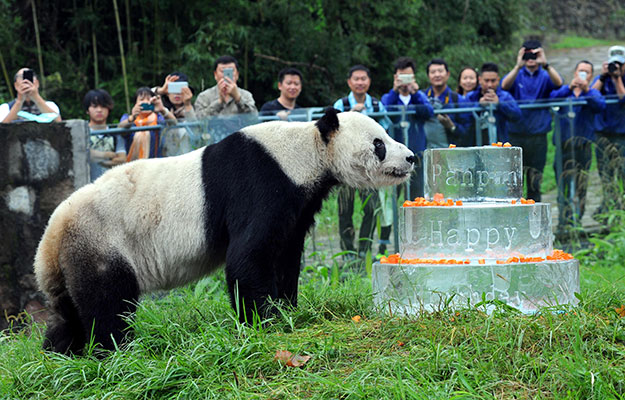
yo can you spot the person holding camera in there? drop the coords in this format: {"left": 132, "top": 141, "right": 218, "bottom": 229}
{"left": 464, "top": 62, "right": 521, "bottom": 146}
{"left": 549, "top": 61, "right": 605, "bottom": 232}
{"left": 153, "top": 71, "right": 196, "bottom": 120}
{"left": 118, "top": 87, "right": 176, "bottom": 160}
{"left": 591, "top": 46, "right": 625, "bottom": 216}
{"left": 333, "top": 64, "right": 390, "bottom": 259}
{"left": 421, "top": 58, "right": 471, "bottom": 149}
{"left": 381, "top": 57, "right": 433, "bottom": 199}
{"left": 194, "top": 55, "right": 257, "bottom": 118}
{"left": 501, "top": 39, "right": 563, "bottom": 202}
{"left": 0, "top": 67, "right": 61, "bottom": 123}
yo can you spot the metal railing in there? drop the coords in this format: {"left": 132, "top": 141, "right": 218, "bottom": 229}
{"left": 90, "top": 95, "right": 624, "bottom": 253}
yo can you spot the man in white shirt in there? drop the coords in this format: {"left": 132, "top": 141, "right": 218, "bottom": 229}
{"left": 0, "top": 67, "right": 61, "bottom": 123}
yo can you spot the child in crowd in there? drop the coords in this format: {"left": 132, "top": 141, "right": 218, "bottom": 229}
{"left": 84, "top": 89, "right": 126, "bottom": 181}
{"left": 118, "top": 87, "right": 176, "bottom": 160}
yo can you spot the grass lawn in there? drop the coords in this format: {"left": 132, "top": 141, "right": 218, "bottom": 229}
{"left": 551, "top": 36, "right": 619, "bottom": 50}
{"left": 1, "top": 234, "right": 624, "bottom": 399}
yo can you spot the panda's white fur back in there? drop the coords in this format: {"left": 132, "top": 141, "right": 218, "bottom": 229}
{"left": 241, "top": 120, "right": 327, "bottom": 188}
{"left": 35, "top": 148, "right": 209, "bottom": 294}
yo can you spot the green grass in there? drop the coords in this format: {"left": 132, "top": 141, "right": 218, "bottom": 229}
{"left": 551, "top": 36, "right": 618, "bottom": 50}
{"left": 1, "top": 245, "right": 625, "bottom": 398}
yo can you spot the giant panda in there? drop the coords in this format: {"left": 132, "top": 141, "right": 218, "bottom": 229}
{"left": 34, "top": 108, "right": 415, "bottom": 354}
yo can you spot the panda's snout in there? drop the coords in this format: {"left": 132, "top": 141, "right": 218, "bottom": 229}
{"left": 406, "top": 155, "right": 416, "bottom": 164}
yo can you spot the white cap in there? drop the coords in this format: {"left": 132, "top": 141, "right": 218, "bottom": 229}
{"left": 608, "top": 45, "right": 625, "bottom": 58}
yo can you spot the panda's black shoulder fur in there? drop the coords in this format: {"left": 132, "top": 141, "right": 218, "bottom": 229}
{"left": 200, "top": 132, "right": 337, "bottom": 294}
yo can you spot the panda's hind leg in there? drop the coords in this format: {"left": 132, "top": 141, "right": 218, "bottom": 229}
{"left": 64, "top": 252, "right": 140, "bottom": 353}
{"left": 43, "top": 289, "right": 86, "bottom": 355}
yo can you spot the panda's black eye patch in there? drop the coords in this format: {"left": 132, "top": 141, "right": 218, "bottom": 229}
{"left": 373, "top": 138, "right": 386, "bottom": 161}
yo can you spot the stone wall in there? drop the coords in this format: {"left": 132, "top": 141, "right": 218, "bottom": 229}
{"left": 0, "top": 120, "right": 89, "bottom": 330}
{"left": 547, "top": 0, "right": 625, "bottom": 38}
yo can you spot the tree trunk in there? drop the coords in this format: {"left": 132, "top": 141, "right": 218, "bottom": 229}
{"left": 31, "top": 0, "right": 45, "bottom": 89}
{"left": 113, "top": 0, "right": 130, "bottom": 113}
{"left": 0, "top": 52, "right": 13, "bottom": 99}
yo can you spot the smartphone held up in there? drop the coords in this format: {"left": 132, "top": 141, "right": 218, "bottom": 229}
{"left": 223, "top": 67, "right": 234, "bottom": 82}
{"left": 168, "top": 81, "right": 188, "bottom": 94}
{"left": 22, "top": 69, "right": 34, "bottom": 82}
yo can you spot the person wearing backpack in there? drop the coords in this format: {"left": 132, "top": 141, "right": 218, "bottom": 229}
{"left": 333, "top": 64, "right": 391, "bottom": 259}
{"left": 421, "top": 58, "right": 471, "bottom": 149}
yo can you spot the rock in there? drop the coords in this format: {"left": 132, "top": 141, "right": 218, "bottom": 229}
{"left": 24, "top": 139, "right": 60, "bottom": 181}
{"left": 4, "top": 186, "right": 35, "bottom": 216}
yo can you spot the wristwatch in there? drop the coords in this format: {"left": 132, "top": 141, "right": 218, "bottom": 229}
{"left": 543, "top": 63, "right": 550, "bottom": 71}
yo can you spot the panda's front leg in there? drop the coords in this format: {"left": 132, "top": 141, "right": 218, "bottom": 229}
{"left": 274, "top": 234, "right": 307, "bottom": 308}
{"left": 224, "top": 241, "right": 280, "bottom": 324}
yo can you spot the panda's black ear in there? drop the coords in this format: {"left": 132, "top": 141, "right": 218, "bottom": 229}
{"left": 316, "top": 107, "right": 340, "bottom": 145}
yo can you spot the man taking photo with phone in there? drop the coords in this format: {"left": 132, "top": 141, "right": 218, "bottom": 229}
{"left": 194, "top": 55, "right": 257, "bottom": 117}
{"left": 0, "top": 67, "right": 62, "bottom": 123}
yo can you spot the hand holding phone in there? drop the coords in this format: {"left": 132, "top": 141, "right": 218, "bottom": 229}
{"left": 168, "top": 81, "right": 188, "bottom": 94}
{"left": 398, "top": 73, "right": 415, "bottom": 85}
{"left": 140, "top": 102, "right": 155, "bottom": 111}
{"left": 22, "top": 69, "right": 34, "bottom": 82}
{"left": 223, "top": 67, "right": 234, "bottom": 82}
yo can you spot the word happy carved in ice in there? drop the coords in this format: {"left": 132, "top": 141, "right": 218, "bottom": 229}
{"left": 428, "top": 220, "right": 517, "bottom": 252}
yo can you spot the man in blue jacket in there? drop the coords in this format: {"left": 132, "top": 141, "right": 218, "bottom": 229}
{"left": 422, "top": 58, "right": 472, "bottom": 149}
{"left": 501, "top": 40, "right": 563, "bottom": 201}
{"left": 550, "top": 60, "right": 606, "bottom": 232}
{"left": 381, "top": 57, "right": 434, "bottom": 198}
{"left": 591, "top": 47, "right": 625, "bottom": 216}
{"left": 465, "top": 62, "right": 521, "bottom": 145}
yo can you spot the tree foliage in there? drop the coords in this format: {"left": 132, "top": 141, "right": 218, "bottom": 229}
{"left": 0, "top": 0, "right": 526, "bottom": 121}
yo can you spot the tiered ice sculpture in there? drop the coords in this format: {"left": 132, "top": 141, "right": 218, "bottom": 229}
{"left": 372, "top": 146, "right": 580, "bottom": 314}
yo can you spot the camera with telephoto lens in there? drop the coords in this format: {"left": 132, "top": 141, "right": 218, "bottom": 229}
{"left": 522, "top": 50, "right": 537, "bottom": 61}
{"left": 608, "top": 62, "right": 622, "bottom": 75}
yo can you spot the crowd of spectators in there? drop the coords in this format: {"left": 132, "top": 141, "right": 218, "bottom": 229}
{"left": 3, "top": 42, "right": 625, "bottom": 256}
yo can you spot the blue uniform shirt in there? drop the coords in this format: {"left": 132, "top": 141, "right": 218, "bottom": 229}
{"left": 421, "top": 86, "right": 472, "bottom": 146}
{"left": 381, "top": 89, "right": 433, "bottom": 152}
{"left": 549, "top": 85, "right": 606, "bottom": 142}
{"left": 465, "top": 86, "right": 522, "bottom": 143}
{"left": 590, "top": 75, "right": 625, "bottom": 134}
{"left": 333, "top": 92, "right": 391, "bottom": 130}
{"left": 502, "top": 66, "right": 561, "bottom": 135}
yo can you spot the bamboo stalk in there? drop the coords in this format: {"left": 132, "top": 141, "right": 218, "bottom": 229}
{"left": 125, "top": 0, "right": 132, "bottom": 55}
{"left": 113, "top": 0, "right": 130, "bottom": 113}
{"left": 31, "top": 0, "right": 45, "bottom": 88}
{"left": 90, "top": 0, "right": 99, "bottom": 87}
{"left": 92, "top": 28, "right": 99, "bottom": 88}
{"left": 0, "top": 52, "right": 14, "bottom": 99}
{"left": 73, "top": 0, "right": 83, "bottom": 65}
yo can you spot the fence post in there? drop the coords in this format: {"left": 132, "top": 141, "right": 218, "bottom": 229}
{"left": 566, "top": 98, "right": 578, "bottom": 223}
{"left": 487, "top": 103, "right": 497, "bottom": 144}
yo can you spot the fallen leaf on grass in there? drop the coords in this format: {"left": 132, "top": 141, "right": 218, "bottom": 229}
{"left": 274, "top": 350, "right": 311, "bottom": 368}
{"left": 615, "top": 305, "right": 625, "bottom": 318}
